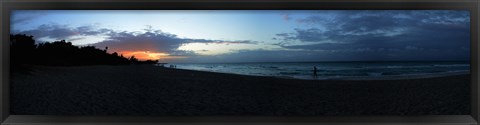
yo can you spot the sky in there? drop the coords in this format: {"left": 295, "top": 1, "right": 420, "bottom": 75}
{"left": 10, "top": 10, "right": 470, "bottom": 63}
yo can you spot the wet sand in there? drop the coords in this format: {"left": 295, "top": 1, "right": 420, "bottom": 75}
{"left": 11, "top": 65, "right": 470, "bottom": 116}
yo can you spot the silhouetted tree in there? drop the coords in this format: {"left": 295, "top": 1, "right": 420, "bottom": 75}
{"left": 129, "top": 56, "right": 138, "bottom": 63}
{"left": 10, "top": 34, "right": 36, "bottom": 65}
{"left": 10, "top": 34, "right": 159, "bottom": 67}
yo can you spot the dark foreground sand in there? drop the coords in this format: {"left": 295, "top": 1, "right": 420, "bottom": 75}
{"left": 11, "top": 65, "right": 470, "bottom": 116}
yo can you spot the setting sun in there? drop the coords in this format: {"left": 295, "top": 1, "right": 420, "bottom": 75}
{"left": 119, "top": 51, "right": 186, "bottom": 61}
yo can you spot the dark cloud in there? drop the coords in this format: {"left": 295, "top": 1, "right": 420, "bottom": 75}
{"left": 14, "top": 24, "right": 113, "bottom": 41}
{"left": 93, "top": 30, "right": 193, "bottom": 54}
{"left": 92, "top": 28, "right": 257, "bottom": 55}
{"left": 274, "top": 10, "right": 470, "bottom": 61}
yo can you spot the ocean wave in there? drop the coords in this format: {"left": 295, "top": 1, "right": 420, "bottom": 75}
{"left": 367, "top": 72, "right": 383, "bottom": 76}
{"left": 279, "top": 72, "right": 301, "bottom": 75}
{"left": 433, "top": 64, "right": 470, "bottom": 67}
{"left": 172, "top": 63, "right": 470, "bottom": 80}
{"left": 359, "top": 64, "right": 468, "bottom": 69}
{"left": 361, "top": 65, "right": 433, "bottom": 69}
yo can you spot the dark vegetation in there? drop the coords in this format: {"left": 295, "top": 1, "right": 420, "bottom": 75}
{"left": 10, "top": 34, "right": 158, "bottom": 67}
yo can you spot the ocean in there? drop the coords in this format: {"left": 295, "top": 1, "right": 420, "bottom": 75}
{"left": 167, "top": 61, "right": 470, "bottom": 80}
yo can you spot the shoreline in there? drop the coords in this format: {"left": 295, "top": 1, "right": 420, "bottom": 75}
{"left": 11, "top": 65, "right": 470, "bottom": 115}
{"left": 316, "top": 71, "right": 471, "bottom": 81}
{"left": 169, "top": 66, "right": 470, "bottom": 81}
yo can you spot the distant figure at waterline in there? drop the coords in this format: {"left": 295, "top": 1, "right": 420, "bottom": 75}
{"left": 313, "top": 66, "right": 318, "bottom": 79}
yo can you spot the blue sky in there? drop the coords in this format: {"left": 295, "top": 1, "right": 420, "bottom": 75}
{"left": 11, "top": 10, "right": 470, "bottom": 63}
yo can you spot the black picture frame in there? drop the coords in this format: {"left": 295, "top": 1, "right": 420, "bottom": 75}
{"left": 1, "top": 0, "right": 478, "bottom": 125}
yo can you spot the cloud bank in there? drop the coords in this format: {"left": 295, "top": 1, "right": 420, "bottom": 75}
{"left": 11, "top": 10, "right": 470, "bottom": 62}
{"left": 273, "top": 10, "right": 470, "bottom": 61}
{"left": 13, "top": 24, "right": 261, "bottom": 61}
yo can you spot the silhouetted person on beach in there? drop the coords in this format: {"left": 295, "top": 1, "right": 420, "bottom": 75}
{"left": 313, "top": 66, "right": 318, "bottom": 79}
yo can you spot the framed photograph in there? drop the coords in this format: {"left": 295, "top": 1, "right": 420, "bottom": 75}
{"left": 1, "top": 0, "right": 478, "bottom": 124}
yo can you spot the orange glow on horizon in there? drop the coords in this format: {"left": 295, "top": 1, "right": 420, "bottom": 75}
{"left": 118, "top": 51, "right": 187, "bottom": 61}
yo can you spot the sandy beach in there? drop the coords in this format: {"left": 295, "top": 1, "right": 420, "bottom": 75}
{"left": 11, "top": 65, "right": 470, "bottom": 116}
